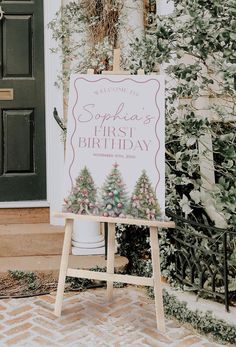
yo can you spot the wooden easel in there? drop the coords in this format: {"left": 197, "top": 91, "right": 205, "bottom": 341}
{"left": 54, "top": 50, "right": 175, "bottom": 333}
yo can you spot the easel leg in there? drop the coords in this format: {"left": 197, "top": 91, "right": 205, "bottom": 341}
{"left": 54, "top": 219, "right": 73, "bottom": 317}
{"left": 150, "top": 227, "right": 166, "bottom": 333}
{"left": 107, "top": 223, "right": 115, "bottom": 301}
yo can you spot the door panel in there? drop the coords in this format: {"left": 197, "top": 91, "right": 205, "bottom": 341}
{"left": 0, "top": 0, "right": 46, "bottom": 201}
{"left": 3, "top": 15, "right": 33, "bottom": 77}
{"left": 3, "top": 109, "right": 34, "bottom": 173}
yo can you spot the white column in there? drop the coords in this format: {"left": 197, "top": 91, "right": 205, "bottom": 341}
{"left": 196, "top": 97, "right": 228, "bottom": 229}
{"left": 120, "top": 0, "right": 144, "bottom": 59}
{"left": 156, "top": 0, "right": 175, "bottom": 75}
{"left": 156, "top": 0, "right": 174, "bottom": 15}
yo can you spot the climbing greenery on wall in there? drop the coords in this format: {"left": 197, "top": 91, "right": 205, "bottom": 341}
{"left": 128, "top": 0, "right": 236, "bottom": 229}
{"left": 48, "top": 0, "right": 125, "bottom": 92}
{"left": 124, "top": 0, "right": 236, "bottom": 296}
{"left": 49, "top": 0, "right": 236, "bottom": 300}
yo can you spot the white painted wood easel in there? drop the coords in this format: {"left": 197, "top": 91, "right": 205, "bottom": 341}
{"left": 54, "top": 50, "right": 175, "bottom": 333}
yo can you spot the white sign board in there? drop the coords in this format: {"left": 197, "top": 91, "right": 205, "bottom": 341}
{"left": 63, "top": 74, "right": 165, "bottom": 221}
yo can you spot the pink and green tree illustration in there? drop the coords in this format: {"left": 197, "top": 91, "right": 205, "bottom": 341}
{"left": 100, "top": 163, "right": 128, "bottom": 218}
{"left": 128, "top": 170, "right": 161, "bottom": 220}
{"left": 64, "top": 166, "right": 98, "bottom": 215}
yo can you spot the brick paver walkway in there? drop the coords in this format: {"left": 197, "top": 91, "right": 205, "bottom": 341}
{"left": 0, "top": 287, "right": 230, "bottom": 346}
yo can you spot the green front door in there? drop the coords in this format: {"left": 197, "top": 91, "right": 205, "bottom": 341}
{"left": 0, "top": 0, "right": 46, "bottom": 201}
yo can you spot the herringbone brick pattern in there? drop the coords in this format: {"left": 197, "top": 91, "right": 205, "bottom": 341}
{"left": 0, "top": 287, "right": 229, "bottom": 346}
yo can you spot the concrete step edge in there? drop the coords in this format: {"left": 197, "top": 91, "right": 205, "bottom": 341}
{"left": 0, "top": 223, "right": 64, "bottom": 235}
{"left": 0, "top": 255, "right": 128, "bottom": 274}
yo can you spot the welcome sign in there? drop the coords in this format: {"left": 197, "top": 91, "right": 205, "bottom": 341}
{"left": 63, "top": 74, "right": 165, "bottom": 221}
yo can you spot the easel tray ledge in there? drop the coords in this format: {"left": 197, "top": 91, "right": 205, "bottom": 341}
{"left": 54, "top": 212, "right": 175, "bottom": 228}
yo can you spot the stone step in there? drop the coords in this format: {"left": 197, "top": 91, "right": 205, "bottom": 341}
{"left": 0, "top": 207, "right": 50, "bottom": 224}
{"left": 0, "top": 255, "right": 128, "bottom": 275}
{"left": 0, "top": 223, "right": 64, "bottom": 257}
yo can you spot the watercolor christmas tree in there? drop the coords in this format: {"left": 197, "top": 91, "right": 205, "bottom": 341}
{"left": 100, "top": 162, "right": 128, "bottom": 218}
{"left": 128, "top": 170, "right": 161, "bottom": 220}
{"left": 64, "top": 166, "right": 98, "bottom": 215}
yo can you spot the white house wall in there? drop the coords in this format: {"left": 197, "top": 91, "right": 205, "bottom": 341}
{"left": 156, "top": 0, "right": 174, "bottom": 15}
{"left": 45, "top": 0, "right": 173, "bottom": 226}
{"left": 120, "top": 0, "right": 144, "bottom": 58}
{"left": 44, "top": 0, "right": 64, "bottom": 225}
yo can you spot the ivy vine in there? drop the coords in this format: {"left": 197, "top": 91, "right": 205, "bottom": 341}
{"left": 49, "top": 0, "right": 236, "bottom": 305}
{"left": 125, "top": 0, "right": 236, "bottom": 299}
